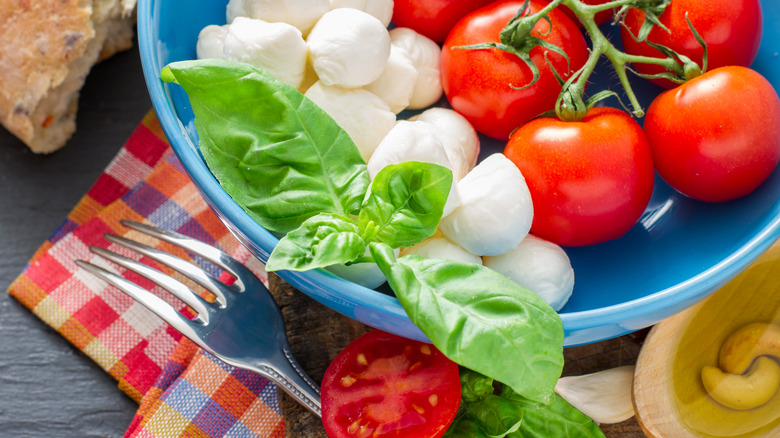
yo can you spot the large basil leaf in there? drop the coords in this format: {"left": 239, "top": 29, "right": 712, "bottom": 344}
{"left": 369, "top": 243, "right": 564, "bottom": 405}
{"left": 502, "top": 388, "right": 606, "bottom": 438}
{"left": 265, "top": 213, "right": 365, "bottom": 272}
{"left": 359, "top": 162, "right": 452, "bottom": 248}
{"left": 161, "top": 59, "right": 369, "bottom": 233}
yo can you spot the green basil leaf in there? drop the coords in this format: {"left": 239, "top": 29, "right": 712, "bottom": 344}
{"left": 460, "top": 368, "right": 496, "bottom": 403}
{"left": 465, "top": 394, "right": 524, "bottom": 437}
{"left": 161, "top": 59, "right": 369, "bottom": 233}
{"left": 503, "top": 388, "right": 606, "bottom": 438}
{"left": 359, "top": 162, "right": 452, "bottom": 248}
{"left": 447, "top": 372, "right": 604, "bottom": 438}
{"left": 265, "top": 213, "right": 365, "bottom": 272}
{"left": 369, "top": 242, "right": 564, "bottom": 405}
{"left": 443, "top": 416, "right": 493, "bottom": 438}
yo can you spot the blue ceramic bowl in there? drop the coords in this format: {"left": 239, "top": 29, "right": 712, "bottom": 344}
{"left": 138, "top": 0, "right": 780, "bottom": 346}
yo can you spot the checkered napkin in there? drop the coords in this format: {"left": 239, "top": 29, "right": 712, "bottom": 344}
{"left": 7, "top": 111, "right": 286, "bottom": 437}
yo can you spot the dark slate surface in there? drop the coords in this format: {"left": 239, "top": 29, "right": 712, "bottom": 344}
{"left": 0, "top": 41, "right": 150, "bottom": 438}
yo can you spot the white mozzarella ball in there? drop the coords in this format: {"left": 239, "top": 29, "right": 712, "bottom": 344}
{"left": 364, "top": 45, "right": 418, "bottom": 114}
{"left": 307, "top": 8, "right": 391, "bottom": 88}
{"left": 411, "top": 107, "right": 480, "bottom": 180}
{"left": 367, "top": 120, "right": 461, "bottom": 216}
{"left": 367, "top": 121, "right": 449, "bottom": 179}
{"left": 304, "top": 81, "right": 396, "bottom": 162}
{"left": 196, "top": 25, "right": 228, "bottom": 59}
{"left": 389, "top": 27, "right": 443, "bottom": 109}
{"left": 483, "top": 235, "right": 574, "bottom": 311}
{"left": 222, "top": 17, "right": 308, "bottom": 88}
{"left": 226, "top": 0, "right": 330, "bottom": 35}
{"left": 439, "top": 154, "right": 534, "bottom": 256}
{"left": 325, "top": 247, "right": 400, "bottom": 289}
{"left": 329, "top": 0, "right": 394, "bottom": 26}
{"left": 401, "top": 236, "right": 482, "bottom": 265}
{"left": 325, "top": 261, "right": 387, "bottom": 289}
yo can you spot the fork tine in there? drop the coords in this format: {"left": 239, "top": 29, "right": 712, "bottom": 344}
{"left": 120, "top": 220, "right": 252, "bottom": 292}
{"left": 88, "top": 246, "right": 212, "bottom": 323}
{"left": 75, "top": 260, "right": 201, "bottom": 340}
{"left": 104, "top": 233, "right": 230, "bottom": 307}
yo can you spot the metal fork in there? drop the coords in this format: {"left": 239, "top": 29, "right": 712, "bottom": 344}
{"left": 75, "top": 220, "right": 321, "bottom": 416}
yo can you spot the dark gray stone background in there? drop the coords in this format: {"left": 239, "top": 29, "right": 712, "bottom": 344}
{"left": 0, "top": 40, "right": 149, "bottom": 437}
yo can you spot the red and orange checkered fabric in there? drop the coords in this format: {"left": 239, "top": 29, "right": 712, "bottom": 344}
{"left": 7, "top": 111, "right": 286, "bottom": 437}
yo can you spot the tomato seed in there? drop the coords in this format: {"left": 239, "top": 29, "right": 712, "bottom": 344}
{"left": 357, "top": 353, "right": 368, "bottom": 366}
{"left": 348, "top": 419, "right": 361, "bottom": 434}
{"left": 412, "top": 404, "right": 425, "bottom": 414}
{"left": 429, "top": 394, "right": 438, "bottom": 406}
{"left": 408, "top": 361, "right": 423, "bottom": 372}
{"left": 420, "top": 344, "right": 431, "bottom": 355}
{"left": 341, "top": 375, "right": 357, "bottom": 387}
{"left": 357, "top": 423, "right": 374, "bottom": 438}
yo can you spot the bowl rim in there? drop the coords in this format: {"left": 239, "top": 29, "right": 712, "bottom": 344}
{"left": 136, "top": 0, "right": 780, "bottom": 344}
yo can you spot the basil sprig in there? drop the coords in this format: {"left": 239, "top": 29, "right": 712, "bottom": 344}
{"left": 359, "top": 160, "right": 452, "bottom": 248}
{"left": 162, "top": 58, "right": 565, "bottom": 410}
{"left": 444, "top": 369, "right": 606, "bottom": 438}
{"left": 266, "top": 161, "right": 452, "bottom": 271}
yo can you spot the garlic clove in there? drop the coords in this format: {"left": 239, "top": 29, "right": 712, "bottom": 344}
{"left": 555, "top": 365, "right": 636, "bottom": 424}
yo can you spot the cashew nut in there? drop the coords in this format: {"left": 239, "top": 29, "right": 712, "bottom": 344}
{"left": 719, "top": 322, "right": 780, "bottom": 374}
{"left": 700, "top": 322, "right": 780, "bottom": 410}
{"left": 701, "top": 356, "right": 780, "bottom": 410}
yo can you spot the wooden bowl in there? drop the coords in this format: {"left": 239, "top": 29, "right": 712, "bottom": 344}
{"left": 633, "top": 243, "right": 780, "bottom": 437}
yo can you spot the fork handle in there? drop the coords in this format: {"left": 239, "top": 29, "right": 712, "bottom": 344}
{"left": 259, "top": 349, "right": 322, "bottom": 418}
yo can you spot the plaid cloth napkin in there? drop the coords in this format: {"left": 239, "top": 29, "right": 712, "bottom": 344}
{"left": 7, "top": 111, "right": 286, "bottom": 437}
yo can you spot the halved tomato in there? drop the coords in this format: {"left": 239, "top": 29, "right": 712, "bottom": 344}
{"left": 321, "top": 330, "right": 461, "bottom": 437}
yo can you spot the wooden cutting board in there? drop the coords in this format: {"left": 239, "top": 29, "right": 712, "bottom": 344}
{"left": 266, "top": 274, "right": 648, "bottom": 437}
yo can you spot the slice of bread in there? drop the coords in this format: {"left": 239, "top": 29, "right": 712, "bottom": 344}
{"left": 0, "top": 0, "right": 137, "bottom": 154}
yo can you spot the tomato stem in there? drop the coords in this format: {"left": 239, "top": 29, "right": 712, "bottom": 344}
{"left": 454, "top": 0, "right": 572, "bottom": 92}
{"left": 466, "top": 0, "right": 690, "bottom": 122}
{"left": 553, "top": 0, "right": 691, "bottom": 120}
{"left": 580, "top": 0, "right": 636, "bottom": 16}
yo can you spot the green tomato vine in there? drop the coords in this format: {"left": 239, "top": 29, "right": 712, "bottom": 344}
{"left": 459, "top": 0, "right": 708, "bottom": 122}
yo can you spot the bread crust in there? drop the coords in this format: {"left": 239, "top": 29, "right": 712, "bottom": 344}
{"left": 0, "top": 0, "right": 137, "bottom": 153}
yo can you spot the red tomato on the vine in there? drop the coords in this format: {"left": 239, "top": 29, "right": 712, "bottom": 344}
{"left": 321, "top": 330, "right": 461, "bottom": 438}
{"left": 504, "top": 107, "right": 655, "bottom": 247}
{"left": 644, "top": 66, "right": 780, "bottom": 203}
{"left": 620, "top": 0, "right": 763, "bottom": 89}
{"left": 391, "top": 0, "right": 495, "bottom": 43}
{"left": 441, "top": 0, "right": 589, "bottom": 141}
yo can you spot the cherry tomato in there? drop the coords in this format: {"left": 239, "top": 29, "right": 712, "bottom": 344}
{"left": 644, "top": 66, "right": 780, "bottom": 203}
{"left": 620, "top": 0, "right": 763, "bottom": 89}
{"left": 391, "top": 0, "right": 495, "bottom": 43}
{"left": 504, "top": 107, "right": 655, "bottom": 247}
{"left": 441, "top": 0, "right": 589, "bottom": 140}
{"left": 321, "top": 330, "right": 461, "bottom": 438}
